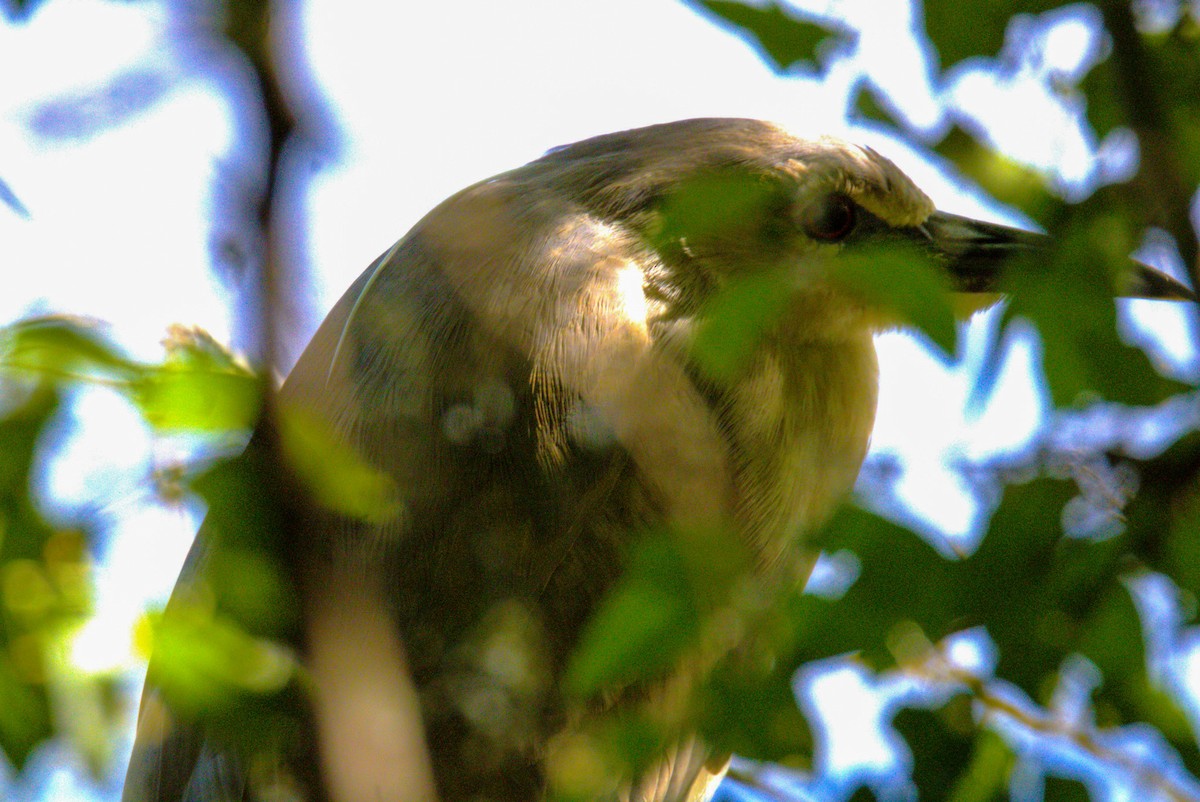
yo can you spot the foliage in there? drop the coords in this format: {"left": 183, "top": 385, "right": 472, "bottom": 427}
{"left": 689, "top": 0, "right": 853, "bottom": 73}
{"left": 3, "top": 1, "right": 1200, "bottom": 800}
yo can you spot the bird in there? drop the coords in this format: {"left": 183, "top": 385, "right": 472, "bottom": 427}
{"left": 122, "top": 117, "right": 1192, "bottom": 802}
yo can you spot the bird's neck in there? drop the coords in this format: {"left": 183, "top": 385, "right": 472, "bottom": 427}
{"left": 720, "top": 326, "right": 879, "bottom": 570}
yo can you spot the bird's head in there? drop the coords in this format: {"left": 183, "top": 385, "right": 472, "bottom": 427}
{"left": 529, "top": 118, "right": 1191, "bottom": 365}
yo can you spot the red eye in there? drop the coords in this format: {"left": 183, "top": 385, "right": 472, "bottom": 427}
{"left": 801, "top": 193, "right": 856, "bottom": 242}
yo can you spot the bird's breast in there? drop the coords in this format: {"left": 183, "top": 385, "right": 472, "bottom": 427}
{"left": 716, "top": 327, "right": 880, "bottom": 569}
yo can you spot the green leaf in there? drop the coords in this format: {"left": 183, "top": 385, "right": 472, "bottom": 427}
{"left": 690, "top": 266, "right": 796, "bottom": 381}
{"left": 923, "top": 1, "right": 1064, "bottom": 68}
{"left": 565, "top": 536, "right": 700, "bottom": 697}
{"left": 852, "top": 85, "right": 902, "bottom": 129}
{"left": 692, "top": 0, "right": 850, "bottom": 73}
{"left": 1079, "top": 54, "right": 1125, "bottom": 141}
{"left": 932, "top": 125, "right": 1063, "bottom": 221}
{"left": 0, "top": 316, "right": 137, "bottom": 383}
{"left": 1074, "top": 581, "right": 1197, "bottom": 775}
{"left": 826, "top": 243, "right": 958, "bottom": 357}
{"left": 277, "top": 403, "right": 404, "bottom": 525}
{"left": 1145, "top": 435, "right": 1200, "bottom": 600}
{"left": 648, "top": 167, "right": 806, "bottom": 381}
{"left": 998, "top": 209, "right": 1190, "bottom": 408}
{"left": 1042, "top": 775, "right": 1090, "bottom": 801}
{"left": 946, "top": 729, "right": 1015, "bottom": 802}
{"left": 130, "top": 327, "right": 261, "bottom": 432}
{"left": 0, "top": 386, "right": 60, "bottom": 563}
{"left": 648, "top": 168, "right": 792, "bottom": 255}
{"left": 893, "top": 697, "right": 979, "bottom": 800}
{"left": 134, "top": 370, "right": 261, "bottom": 431}
{"left": 0, "top": 651, "right": 50, "bottom": 770}
{"left": 698, "top": 657, "right": 813, "bottom": 764}
{"left": 186, "top": 438, "right": 303, "bottom": 641}
{"left": 788, "top": 476, "right": 1125, "bottom": 697}
{"left": 0, "top": 384, "right": 94, "bottom": 768}
{"left": 146, "top": 601, "right": 299, "bottom": 715}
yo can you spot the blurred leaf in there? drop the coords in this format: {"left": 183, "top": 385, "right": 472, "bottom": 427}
{"left": 1, "top": 319, "right": 264, "bottom": 433}
{"left": 930, "top": 129, "right": 1190, "bottom": 408}
{"left": 788, "top": 503, "right": 957, "bottom": 668}
{"left": 0, "top": 652, "right": 49, "bottom": 770}
{"left": 1145, "top": 16, "right": 1200, "bottom": 191}
{"left": 139, "top": 416, "right": 312, "bottom": 757}
{"left": 893, "top": 697, "right": 978, "bottom": 798}
{"left": 28, "top": 69, "right": 171, "bottom": 142}
{"left": 0, "top": 316, "right": 137, "bottom": 382}
{"left": 827, "top": 243, "right": 958, "bottom": 357}
{"left": 784, "top": 436, "right": 1200, "bottom": 775}
{"left": 549, "top": 709, "right": 674, "bottom": 799}
{"left": 997, "top": 208, "right": 1190, "bottom": 408}
{"left": 1, "top": 0, "right": 48, "bottom": 22}
{"left": 1079, "top": 53, "right": 1126, "bottom": 141}
{"left": 698, "top": 657, "right": 812, "bottom": 764}
{"left": 277, "top": 403, "right": 403, "bottom": 525}
{"left": 145, "top": 601, "right": 299, "bottom": 716}
{"left": 787, "top": 477, "right": 1131, "bottom": 698}
{"left": 933, "top": 125, "right": 1063, "bottom": 222}
{"left": 566, "top": 536, "right": 701, "bottom": 697}
{"left": 1099, "top": 435, "right": 1200, "bottom": 772}
{"left": 1043, "top": 775, "right": 1090, "bottom": 801}
{"left": 144, "top": 599, "right": 308, "bottom": 760}
{"left": 1083, "top": 13, "right": 1200, "bottom": 182}
{"left": 0, "top": 385, "right": 59, "bottom": 563}
{"left": 648, "top": 168, "right": 792, "bottom": 255}
{"left": 691, "top": 266, "right": 796, "bottom": 381}
{"left": 0, "top": 394, "right": 56, "bottom": 769}
{"left": 649, "top": 168, "right": 803, "bottom": 381}
{"left": 188, "top": 440, "right": 300, "bottom": 639}
{"left": 691, "top": 0, "right": 851, "bottom": 73}
{"left": 131, "top": 327, "right": 260, "bottom": 431}
{"left": 852, "top": 85, "right": 902, "bottom": 128}
{"left": 135, "top": 369, "right": 260, "bottom": 431}
{"left": 923, "top": 1, "right": 1064, "bottom": 67}
{"left": 1151, "top": 438, "right": 1200, "bottom": 600}
{"left": 1074, "top": 579, "right": 1199, "bottom": 774}
{"left": 46, "top": 640, "right": 125, "bottom": 777}
{"left": 202, "top": 546, "right": 297, "bottom": 638}
{"left": 0, "top": 175, "right": 29, "bottom": 218}
{"left": 945, "top": 729, "right": 1015, "bottom": 802}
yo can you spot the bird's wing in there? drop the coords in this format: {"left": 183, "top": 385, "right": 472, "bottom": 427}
{"left": 125, "top": 166, "right": 738, "bottom": 801}
{"left": 123, "top": 688, "right": 246, "bottom": 802}
{"left": 623, "top": 738, "right": 731, "bottom": 802}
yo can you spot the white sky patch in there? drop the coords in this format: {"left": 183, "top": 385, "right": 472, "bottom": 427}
{"left": 942, "top": 5, "right": 1111, "bottom": 199}
{"left": 795, "top": 660, "right": 913, "bottom": 797}
{"left": 3, "top": 82, "right": 239, "bottom": 360}
{"left": 942, "top": 627, "right": 997, "bottom": 677}
{"left": 867, "top": 321, "right": 1043, "bottom": 541}
{"left": 0, "top": 0, "right": 163, "bottom": 108}
{"left": 36, "top": 386, "right": 150, "bottom": 515}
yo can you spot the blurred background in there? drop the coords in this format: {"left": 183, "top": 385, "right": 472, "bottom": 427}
{"left": 1, "top": 0, "right": 1199, "bottom": 800}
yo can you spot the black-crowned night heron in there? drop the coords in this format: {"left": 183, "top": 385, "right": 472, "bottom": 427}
{"left": 123, "top": 118, "right": 1191, "bottom": 802}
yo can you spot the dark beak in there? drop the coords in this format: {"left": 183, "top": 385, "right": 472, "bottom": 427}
{"left": 916, "top": 211, "right": 1196, "bottom": 301}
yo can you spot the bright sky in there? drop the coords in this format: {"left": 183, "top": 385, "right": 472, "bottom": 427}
{"left": 2, "top": 1, "right": 1197, "bottom": 800}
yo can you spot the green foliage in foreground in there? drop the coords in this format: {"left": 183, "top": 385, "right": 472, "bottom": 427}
{"left": 3, "top": 2, "right": 1200, "bottom": 799}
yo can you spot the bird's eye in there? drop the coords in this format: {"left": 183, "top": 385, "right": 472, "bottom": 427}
{"left": 800, "top": 193, "right": 856, "bottom": 242}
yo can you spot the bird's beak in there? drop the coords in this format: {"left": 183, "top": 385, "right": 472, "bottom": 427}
{"left": 915, "top": 210, "right": 1196, "bottom": 301}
